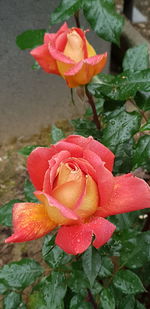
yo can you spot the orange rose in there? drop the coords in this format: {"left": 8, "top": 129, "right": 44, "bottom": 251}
{"left": 30, "top": 23, "right": 107, "bottom": 88}
{"left": 5, "top": 135, "right": 150, "bottom": 255}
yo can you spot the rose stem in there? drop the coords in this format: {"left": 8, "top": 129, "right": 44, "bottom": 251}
{"left": 74, "top": 10, "right": 81, "bottom": 28}
{"left": 85, "top": 85, "right": 101, "bottom": 130}
{"left": 87, "top": 288, "right": 98, "bottom": 309}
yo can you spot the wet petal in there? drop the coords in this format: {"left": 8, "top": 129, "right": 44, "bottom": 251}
{"left": 75, "top": 175, "right": 99, "bottom": 219}
{"left": 30, "top": 44, "right": 59, "bottom": 74}
{"left": 55, "top": 141, "right": 83, "bottom": 157}
{"left": 83, "top": 150, "right": 114, "bottom": 206}
{"left": 96, "top": 174, "right": 150, "bottom": 217}
{"left": 55, "top": 224, "right": 92, "bottom": 255}
{"left": 64, "top": 53, "right": 107, "bottom": 88}
{"left": 5, "top": 202, "right": 56, "bottom": 243}
{"left": 88, "top": 217, "right": 116, "bottom": 249}
{"left": 27, "top": 146, "right": 57, "bottom": 190}
{"left": 63, "top": 134, "right": 115, "bottom": 171}
{"left": 55, "top": 217, "right": 115, "bottom": 255}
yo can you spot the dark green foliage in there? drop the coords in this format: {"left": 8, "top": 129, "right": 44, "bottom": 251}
{"left": 88, "top": 69, "right": 150, "bottom": 101}
{"left": 51, "top": 125, "right": 65, "bottom": 144}
{"left": 24, "top": 179, "right": 38, "bottom": 203}
{"left": 16, "top": 29, "right": 46, "bottom": 50}
{"left": 28, "top": 272, "right": 67, "bottom": 309}
{"left": 50, "top": 0, "right": 83, "bottom": 25}
{"left": 132, "top": 135, "right": 150, "bottom": 171}
{"left": 0, "top": 259, "right": 43, "bottom": 290}
{"left": 83, "top": 0, "right": 124, "bottom": 45}
{"left": 0, "top": 199, "right": 22, "bottom": 227}
{"left": 113, "top": 270, "right": 145, "bottom": 294}
{"left": 122, "top": 44, "right": 149, "bottom": 72}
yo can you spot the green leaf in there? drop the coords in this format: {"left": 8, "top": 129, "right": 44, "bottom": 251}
{"left": 118, "top": 295, "right": 135, "bottom": 309}
{"left": 82, "top": 247, "right": 101, "bottom": 287}
{"left": 113, "top": 139, "right": 134, "bottom": 174}
{"left": 69, "top": 295, "right": 92, "bottom": 309}
{"left": 0, "top": 280, "right": 9, "bottom": 295}
{"left": 32, "top": 61, "right": 41, "bottom": 71}
{"left": 122, "top": 44, "right": 149, "bottom": 72}
{"left": 0, "top": 259, "right": 43, "bottom": 290}
{"left": 135, "top": 91, "right": 150, "bottom": 111}
{"left": 50, "top": 0, "right": 82, "bottom": 24}
{"left": 120, "top": 231, "right": 150, "bottom": 269}
{"left": 0, "top": 199, "right": 22, "bottom": 227}
{"left": 113, "top": 270, "right": 145, "bottom": 294}
{"left": 99, "top": 256, "right": 114, "bottom": 278}
{"left": 42, "top": 234, "right": 72, "bottom": 268}
{"left": 3, "top": 292, "right": 22, "bottom": 309}
{"left": 16, "top": 29, "right": 46, "bottom": 50}
{"left": 88, "top": 69, "right": 150, "bottom": 101}
{"left": 83, "top": 0, "right": 124, "bottom": 45}
{"left": 140, "top": 119, "right": 150, "bottom": 132}
{"left": 102, "top": 107, "right": 141, "bottom": 153}
{"left": 18, "top": 145, "right": 42, "bottom": 156}
{"left": 100, "top": 288, "right": 115, "bottom": 309}
{"left": 28, "top": 272, "right": 67, "bottom": 309}
{"left": 135, "top": 300, "right": 146, "bottom": 309}
{"left": 51, "top": 125, "right": 65, "bottom": 144}
{"left": 24, "top": 179, "right": 38, "bottom": 203}
{"left": 68, "top": 270, "right": 90, "bottom": 296}
{"left": 71, "top": 118, "right": 101, "bottom": 140}
{"left": 132, "top": 135, "right": 150, "bottom": 171}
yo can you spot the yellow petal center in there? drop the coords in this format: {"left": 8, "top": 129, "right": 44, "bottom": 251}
{"left": 63, "top": 30, "right": 84, "bottom": 62}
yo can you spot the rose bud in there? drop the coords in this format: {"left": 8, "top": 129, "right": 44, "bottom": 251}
{"left": 5, "top": 135, "right": 150, "bottom": 255}
{"left": 30, "top": 23, "right": 107, "bottom": 88}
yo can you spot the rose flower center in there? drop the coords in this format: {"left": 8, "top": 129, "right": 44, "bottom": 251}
{"left": 64, "top": 30, "right": 84, "bottom": 62}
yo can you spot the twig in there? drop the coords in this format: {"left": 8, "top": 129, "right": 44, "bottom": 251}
{"left": 85, "top": 85, "right": 101, "bottom": 130}
{"left": 130, "top": 99, "right": 148, "bottom": 122}
{"left": 87, "top": 288, "right": 98, "bottom": 309}
{"left": 74, "top": 10, "right": 81, "bottom": 28}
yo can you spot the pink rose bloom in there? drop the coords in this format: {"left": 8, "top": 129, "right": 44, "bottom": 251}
{"left": 30, "top": 23, "right": 107, "bottom": 88}
{"left": 5, "top": 135, "right": 150, "bottom": 255}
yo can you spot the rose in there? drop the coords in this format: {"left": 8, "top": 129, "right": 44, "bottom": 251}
{"left": 5, "top": 135, "right": 150, "bottom": 255}
{"left": 30, "top": 23, "right": 107, "bottom": 88}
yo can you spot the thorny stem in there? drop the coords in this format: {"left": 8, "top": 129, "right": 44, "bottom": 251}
{"left": 87, "top": 288, "right": 98, "bottom": 309}
{"left": 74, "top": 10, "right": 81, "bottom": 28}
{"left": 130, "top": 99, "right": 148, "bottom": 123}
{"left": 85, "top": 85, "right": 101, "bottom": 130}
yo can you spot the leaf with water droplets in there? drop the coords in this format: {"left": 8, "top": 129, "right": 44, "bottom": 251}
{"left": 82, "top": 246, "right": 101, "bottom": 287}
{"left": 113, "top": 270, "right": 145, "bottom": 294}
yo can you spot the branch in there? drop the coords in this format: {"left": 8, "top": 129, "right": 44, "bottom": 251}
{"left": 85, "top": 86, "right": 101, "bottom": 130}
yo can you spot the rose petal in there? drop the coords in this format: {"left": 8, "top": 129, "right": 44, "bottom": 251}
{"left": 35, "top": 191, "right": 79, "bottom": 225}
{"left": 5, "top": 202, "right": 56, "bottom": 243}
{"left": 75, "top": 175, "right": 99, "bottom": 219}
{"left": 55, "top": 217, "right": 115, "bottom": 255}
{"left": 55, "top": 224, "right": 92, "bottom": 255}
{"left": 64, "top": 135, "right": 115, "bottom": 171}
{"left": 88, "top": 217, "right": 116, "bottom": 249}
{"left": 27, "top": 146, "right": 57, "bottom": 190}
{"left": 30, "top": 44, "right": 59, "bottom": 74}
{"left": 64, "top": 53, "right": 107, "bottom": 88}
{"left": 55, "top": 141, "right": 83, "bottom": 157}
{"left": 64, "top": 157, "right": 97, "bottom": 182}
{"left": 86, "top": 39, "right": 96, "bottom": 57}
{"left": 83, "top": 150, "right": 114, "bottom": 206}
{"left": 48, "top": 150, "right": 71, "bottom": 189}
{"left": 96, "top": 174, "right": 150, "bottom": 217}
